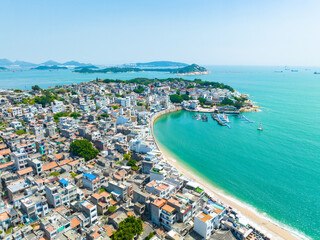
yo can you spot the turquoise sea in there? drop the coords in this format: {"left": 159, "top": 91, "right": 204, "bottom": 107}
{"left": 1, "top": 66, "right": 319, "bottom": 239}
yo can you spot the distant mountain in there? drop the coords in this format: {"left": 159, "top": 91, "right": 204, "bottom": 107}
{"left": 0, "top": 58, "right": 13, "bottom": 66}
{"left": 124, "top": 61, "right": 188, "bottom": 68}
{"left": 32, "top": 65, "right": 68, "bottom": 70}
{"left": 41, "top": 60, "right": 61, "bottom": 66}
{"left": 13, "top": 60, "right": 37, "bottom": 67}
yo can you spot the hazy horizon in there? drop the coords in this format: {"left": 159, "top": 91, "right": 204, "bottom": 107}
{"left": 1, "top": 0, "right": 320, "bottom": 66}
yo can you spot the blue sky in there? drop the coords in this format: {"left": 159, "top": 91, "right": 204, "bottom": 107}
{"left": 1, "top": 0, "right": 320, "bottom": 66}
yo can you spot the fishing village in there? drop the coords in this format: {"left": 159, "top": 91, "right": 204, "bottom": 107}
{"left": 0, "top": 77, "right": 275, "bottom": 240}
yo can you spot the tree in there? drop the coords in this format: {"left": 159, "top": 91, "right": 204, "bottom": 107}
{"left": 197, "top": 97, "right": 206, "bottom": 105}
{"left": 100, "top": 113, "right": 109, "bottom": 118}
{"left": 70, "top": 139, "right": 99, "bottom": 161}
{"left": 15, "top": 130, "right": 26, "bottom": 135}
{"left": 70, "top": 112, "right": 81, "bottom": 119}
{"left": 56, "top": 89, "right": 67, "bottom": 94}
{"left": 35, "top": 92, "right": 55, "bottom": 107}
{"left": 112, "top": 216, "right": 143, "bottom": 240}
{"left": 221, "top": 98, "right": 234, "bottom": 106}
{"left": 235, "top": 101, "right": 242, "bottom": 109}
{"left": 49, "top": 172, "right": 60, "bottom": 177}
{"left": 133, "top": 86, "right": 145, "bottom": 94}
{"left": 53, "top": 112, "right": 70, "bottom": 122}
{"left": 145, "top": 232, "right": 155, "bottom": 240}
{"left": 181, "top": 94, "right": 190, "bottom": 101}
{"left": 169, "top": 94, "right": 183, "bottom": 103}
{"left": 108, "top": 206, "right": 117, "bottom": 214}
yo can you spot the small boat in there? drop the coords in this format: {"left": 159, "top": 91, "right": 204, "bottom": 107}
{"left": 196, "top": 114, "right": 201, "bottom": 120}
{"left": 257, "top": 123, "right": 263, "bottom": 131}
{"left": 291, "top": 69, "right": 298, "bottom": 72}
{"left": 192, "top": 114, "right": 197, "bottom": 119}
{"left": 314, "top": 72, "right": 320, "bottom": 74}
{"left": 201, "top": 113, "right": 208, "bottom": 122}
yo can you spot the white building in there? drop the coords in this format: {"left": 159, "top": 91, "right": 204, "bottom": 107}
{"left": 129, "top": 139, "right": 152, "bottom": 153}
{"left": 12, "top": 152, "right": 29, "bottom": 170}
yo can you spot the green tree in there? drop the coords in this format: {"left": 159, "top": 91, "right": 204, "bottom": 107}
{"left": 235, "top": 101, "right": 242, "bottom": 109}
{"left": 70, "top": 112, "right": 81, "bottom": 119}
{"left": 221, "top": 98, "right": 234, "bottom": 106}
{"left": 15, "top": 129, "right": 26, "bottom": 135}
{"left": 197, "top": 97, "right": 206, "bottom": 105}
{"left": 169, "top": 94, "right": 183, "bottom": 103}
{"left": 100, "top": 113, "right": 109, "bottom": 118}
{"left": 35, "top": 92, "right": 55, "bottom": 107}
{"left": 145, "top": 232, "right": 155, "bottom": 240}
{"left": 112, "top": 216, "right": 143, "bottom": 240}
{"left": 32, "top": 85, "right": 41, "bottom": 91}
{"left": 53, "top": 112, "right": 70, "bottom": 122}
{"left": 49, "top": 172, "right": 60, "bottom": 177}
{"left": 133, "top": 86, "right": 145, "bottom": 94}
{"left": 181, "top": 94, "right": 190, "bottom": 101}
{"left": 70, "top": 139, "right": 99, "bottom": 161}
{"left": 108, "top": 206, "right": 117, "bottom": 214}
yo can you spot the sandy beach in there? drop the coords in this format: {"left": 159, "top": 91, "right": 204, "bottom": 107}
{"left": 151, "top": 109, "right": 303, "bottom": 240}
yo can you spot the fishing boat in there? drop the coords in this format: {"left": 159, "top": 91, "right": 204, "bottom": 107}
{"left": 201, "top": 113, "right": 208, "bottom": 122}
{"left": 257, "top": 123, "right": 263, "bottom": 131}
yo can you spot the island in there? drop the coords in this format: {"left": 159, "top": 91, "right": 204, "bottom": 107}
{"left": 170, "top": 64, "right": 210, "bottom": 75}
{"left": 74, "top": 64, "right": 209, "bottom": 75}
{"left": 31, "top": 65, "right": 68, "bottom": 70}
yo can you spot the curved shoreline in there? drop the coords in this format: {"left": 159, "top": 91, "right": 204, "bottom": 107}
{"left": 150, "top": 108, "right": 306, "bottom": 240}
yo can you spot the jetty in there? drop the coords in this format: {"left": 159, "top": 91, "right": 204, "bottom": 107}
{"left": 211, "top": 114, "right": 231, "bottom": 128}
{"left": 239, "top": 115, "right": 254, "bottom": 123}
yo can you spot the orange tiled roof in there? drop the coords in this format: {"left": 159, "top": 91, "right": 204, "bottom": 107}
{"left": 43, "top": 162, "right": 58, "bottom": 171}
{"left": 91, "top": 193, "right": 102, "bottom": 199}
{"left": 152, "top": 198, "right": 166, "bottom": 208}
{"left": 71, "top": 217, "right": 81, "bottom": 228}
{"left": 162, "top": 204, "right": 175, "bottom": 213}
{"left": 0, "top": 148, "right": 11, "bottom": 156}
{"left": 17, "top": 167, "right": 33, "bottom": 176}
{"left": 0, "top": 161, "right": 14, "bottom": 169}
{"left": 100, "top": 191, "right": 110, "bottom": 198}
{"left": 58, "top": 159, "right": 72, "bottom": 166}
{"left": 110, "top": 199, "right": 117, "bottom": 205}
{"left": 0, "top": 212, "right": 9, "bottom": 221}
{"left": 103, "top": 225, "right": 114, "bottom": 237}
{"left": 127, "top": 211, "right": 134, "bottom": 216}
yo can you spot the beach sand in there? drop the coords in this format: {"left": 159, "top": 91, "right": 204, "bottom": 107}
{"left": 151, "top": 111, "right": 302, "bottom": 240}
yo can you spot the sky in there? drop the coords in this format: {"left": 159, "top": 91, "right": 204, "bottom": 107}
{"left": 1, "top": 0, "right": 320, "bottom": 66}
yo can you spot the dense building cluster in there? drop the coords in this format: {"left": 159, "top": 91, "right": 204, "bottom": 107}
{"left": 0, "top": 79, "right": 266, "bottom": 240}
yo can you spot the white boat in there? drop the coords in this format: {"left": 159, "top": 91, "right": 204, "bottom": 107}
{"left": 217, "top": 114, "right": 230, "bottom": 123}
{"left": 257, "top": 123, "right": 263, "bottom": 131}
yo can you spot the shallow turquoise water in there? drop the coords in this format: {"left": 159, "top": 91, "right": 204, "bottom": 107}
{"left": 1, "top": 66, "right": 320, "bottom": 239}
{"left": 153, "top": 67, "right": 320, "bottom": 240}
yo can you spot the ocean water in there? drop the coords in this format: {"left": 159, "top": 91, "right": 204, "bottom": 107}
{"left": 153, "top": 66, "right": 320, "bottom": 240}
{"left": 1, "top": 66, "right": 320, "bottom": 239}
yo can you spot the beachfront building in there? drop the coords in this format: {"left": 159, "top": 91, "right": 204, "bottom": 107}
{"left": 194, "top": 212, "right": 216, "bottom": 239}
